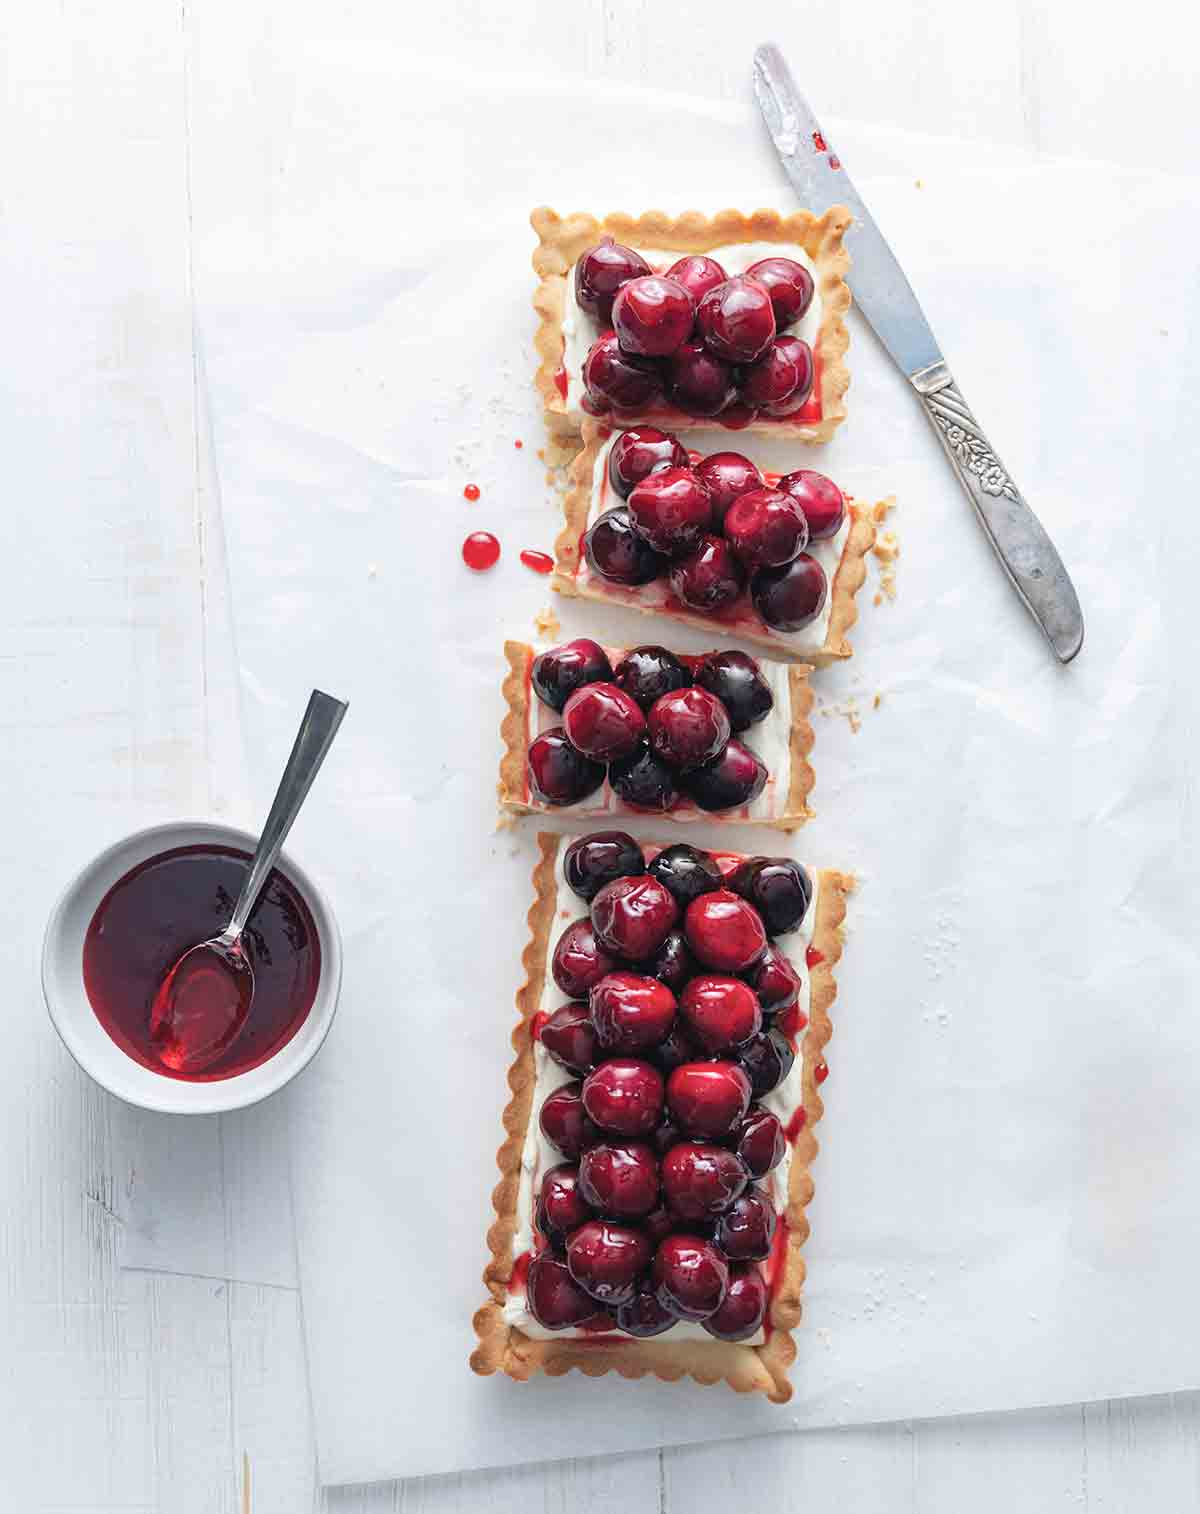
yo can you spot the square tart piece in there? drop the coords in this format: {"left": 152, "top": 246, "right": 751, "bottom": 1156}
{"left": 531, "top": 207, "right": 851, "bottom": 442}
{"left": 552, "top": 420, "right": 877, "bottom": 663}
{"left": 498, "top": 639, "right": 815, "bottom": 830}
{"left": 471, "top": 831, "right": 851, "bottom": 1404}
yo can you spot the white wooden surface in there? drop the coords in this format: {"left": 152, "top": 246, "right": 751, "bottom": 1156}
{"left": 3, "top": 1, "right": 1199, "bottom": 1509}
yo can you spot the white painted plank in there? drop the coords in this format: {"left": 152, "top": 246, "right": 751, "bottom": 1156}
{"left": 230, "top": 1282, "right": 317, "bottom": 1514}
{"left": 1082, "top": 1395, "right": 1200, "bottom": 1513}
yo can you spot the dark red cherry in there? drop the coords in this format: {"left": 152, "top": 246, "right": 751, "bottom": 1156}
{"left": 682, "top": 739, "right": 768, "bottom": 813}
{"left": 723, "top": 488, "right": 810, "bottom": 570}
{"left": 589, "top": 971, "right": 676, "bottom": 1053}
{"left": 562, "top": 681, "right": 646, "bottom": 762}
{"left": 608, "top": 745, "right": 679, "bottom": 812}
{"left": 527, "top": 728, "right": 605, "bottom": 806}
{"left": 744, "top": 256, "right": 815, "bottom": 326}
{"left": 563, "top": 831, "right": 645, "bottom": 902}
{"left": 661, "top": 1141, "right": 749, "bottom": 1219}
{"left": 665, "top": 254, "right": 728, "bottom": 310}
{"left": 667, "top": 1061, "right": 752, "bottom": 1139}
{"left": 552, "top": 920, "right": 617, "bottom": 1000}
{"left": 744, "top": 944, "right": 801, "bottom": 1015}
{"left": 581, "top": 1058, "right": 665, "bottom": 1136}
{"left": 693, "top": 451, "right": 764, "bottom": 528}
{"left": 582, "top": 333, "right": 662, "bottom": 411}
{"left": 612, "top": 645, "right": 691, "bottom": 711}
{"left": 653, "top": 1234, "right": 729, "bottom": 1320}
{"left": 654, "top": 1026, "right": 702, "bottom": 1079}
{"left": 627, "top": 468, "right": 712, "bottom": 557}
{"left": 715, "top": 1187, "right": 776, "bottom": 1260}
{"left": 758, "top": 337, "right": 814, "bottom": 416}
{"left": 738, "top": 1028, "right": 796, "bottom": 1096}
{"left": 693, "top": 651, "right": 773, "bottom": 732}
{"left": 567, "top": 1219, "right": 653, "bottom": 1304}
{"left": 540, "top": 1000, "right": 601, "bottom": 1075}
{"left": 642, "top": 1204, "right": 678, "bottom": 1243}
{"left": 607, "top": 427, "right": 688, "bottom": 498}
{"left": 612, "top": 275, "right": 694, "bottom": 357}
{"left": 701, "top": 1263, "right": 768, "bottom": 1340}
{"left": 777, "top": 469, "right": 847, "bottom": 540}
{"left": 735, "top": 1107, "right": 786, "bottom": 1177}
{"left": 583, "top": 506, "right": 668, "bottom": 586}
{"left": 647, "top": 687, "right": 730, "bottom": 772}
{"left": 640, "top": 928, "right": 697, "bottom": 993}
{"left": 578, "top": 1140, "right": 660, "bottom": 1218}
{"left": 575, "top": 238, "right": 651, "bottom": 325}
{"left": 679, "top": 975, "right": 762, "bottom": 1054}
{"left": 665, "top": 341, "right": 737, "bottom": 417}
{"left": 526, "top": 1253, "right": 606, "bottom": 1329}
{"left": 537, "top": 1163, "right": 594, "bottom": 1247}
{"left": 729, "top": 857, "right": 813, "bottom": 935}
{"left": 684, "top": 889, "right": 767, "bottom": 972}
{"left": 615, "top": 1285, "right": 677, "bottom": 1337}
{"left": 590, "top": 874, "right": 679, "bottom": 959}
{"left": 667, "top": 534, "right": 745, "bottom": 613}
{"left": 696, "top": 277, "right": 776, "bottom": 363}
{"left": 750, "top": 555, "right": 828, "bottom": 631}
{"left": 646, "top": 844, "right": 724, "bottom": 906}
{"left": 539, "top": 1081, "right": 601, "bottom": 1158}
{"left": 531, "top": 639, "right": 613, "bottom": 713}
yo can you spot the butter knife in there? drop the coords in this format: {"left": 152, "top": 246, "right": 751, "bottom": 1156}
{"left": 752, "top": 43, "right": 1084, "bottom": 663}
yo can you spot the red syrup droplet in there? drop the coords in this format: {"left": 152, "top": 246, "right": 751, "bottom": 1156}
{"left": 531, "top": 1010, "right": 549, "bottom": 1041}
{"left": 575, "top": 1317, "right": 622, "bottom": 1337}
{"left": 815, "top": 1059, "right": 829, "bottom": 1085}
{"left": 805, "top": 946, "right": 824, "bottom": 969}
{"left": 462, "top": 531, "right": 500, "bottom": 571}
{"left": 554, "top": 367, "right": 568, "bottom": 399}
{"left": 812, "top": 130, "right": 828, "bottom": 152}
{"left": 520, "top": 549, "right": 554, "bottom": 575}
{"left": 829, "top": 154, "right": 842, "bottom": 171}
{"left": 777, "top": 1004, "right": 808, "bottom": 1043}
{"left": 463, "top": 483, "right": 480, "bottom": 501}
{"left": 784, "top": 1106, "right": 807, "bottom": 1143}
{"left": 509, "top": 1250, "right": 532, "bottom": 1293}
{"left": 711, "top": 851, "right": 744, "bottom": 880}
{"left": 514, "top": 439, "right": 524, "bottom": 449}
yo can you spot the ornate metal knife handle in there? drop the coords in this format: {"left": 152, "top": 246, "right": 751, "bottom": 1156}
{"left": 912, "top": 362, "right": 1083, "bottom": 663}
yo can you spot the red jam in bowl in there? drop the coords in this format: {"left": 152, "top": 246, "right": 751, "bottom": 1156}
{"left": 83, "top": 844, "right": 321, "bottom": 1082}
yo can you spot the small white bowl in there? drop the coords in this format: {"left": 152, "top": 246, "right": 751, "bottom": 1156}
{"left": 42, "top": 820, "right": 342, "bottom": 1114}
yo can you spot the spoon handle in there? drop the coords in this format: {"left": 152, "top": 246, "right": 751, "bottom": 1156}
{"left": 224, "top": 689, "right": 348, "bottom": 945}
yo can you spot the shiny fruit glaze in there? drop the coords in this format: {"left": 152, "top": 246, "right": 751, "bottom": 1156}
{"left": 520, "top": 549, "right": 554, "bottom": 574}
{"left": 463, "top": 483, "right": 480, "bottom": 501}
{"left": 461, "top": 531, "right": 500, "bottom": 571}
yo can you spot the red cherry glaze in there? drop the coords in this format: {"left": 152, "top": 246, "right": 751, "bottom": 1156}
{"left": 777, "top": 1002, "right": 808, "bottom": 1042}
{"left": 653, "top": 1234, "right": 730, "bottom": 1320}
{"left": 759, "top": 337, "right": 814, "bottom": 416}
{"left": 685, "top": 890, "right": 767, "bottom": 972}
{"left": 539, "top": 999, "right": 601, "bottom": 1075}
{"left": 607, "top": 427, "right": 688, "bottom": 499}
{"left": 683, "top": 739, "right": 768, "bottom": 814}
{"left": 589, "top": 971, "right": 677, "bottom": 1053}
{"left": 696, "top": 277, "right": 776, "bottom": 363}
{"left": 815, "top": 1059, "right": 829, "bottom": 1084}
{"left": 627, "top": 467, "right": 712, "bottom": 557}
{"left": 661, "top": 1141, "right": 749, "bottom": 1220}
{"left": 744, "top": 944, "right": 802, "bottom": 1015}
{"left": 582, "top": 332, "right": 662, "bottom": 411}
{"left": 736, "top": 1107, "right": 786, "bottom": 1177}
{"left": 578, "top": 1140, "right": 660, "bottom": 1218}
{"left": 737, "top": 1028, "right": 796, "bottom": 1096}
{"left": 552, "top": 919, "right": 619, "bottom": 1000}
{"left": 521, "top": 549, "right": 555, "bottom": 574}
{"left": 693, "top": 650, "right": 773, "bottom": 732}
{"left": 715, "top": 1187, "right": 776, "bottom": 1260}
{"left": 640, "top": 928, "right": 697, "bottom": 993}
{"left": 784, "top": 1106, "right": 807, "bottom": 1143}
{"left": 668, "top": 534, "right": 745, "bottom": 613}
{"left": 563, "top": 831, "right": 645, "bottom": 901}
{"left": 750, "top": 554, "right": 828, "bottom": 632}
{"left": 526, "top": 1253, "right": 605, "bottom": 1329}
{"left": 590, "top": 874, "right": 680, "bottom": 959}
{"left": 693, "top": 451, "right": 763, "bottom": 527}
{"left": 510, "top": 1249, "right": 532, "bottom": 1292}
{"left": 562, "top": 681, "right": 646, "bottom": 762}
{"left": 531, "top": 1010, "right": 550, "bottom": 1041}
{"left": 679, "top": 975, "right": 762, "bottom": 1053}
{"left": 701, "top": 1263, "right": 768, "bottom": 1340}
{"left": 723, "top": 487, "right": 810, "bottom": 570}
{"left": 584, "top": 506, "right": 668, "bottom": 586}
{"left": 462, "top": 531, "right": 500, "bottom": 571}
{"left": 566, "top": 1219, "right": 653, "bottom": 1305}
{"left": 574, "top": 238, "right": 651, "bottom": 324}
{"left": 666, "top": 1061, "right": 752, "bottom": 1139}
{"left": 744, "top": 256, "right": 815, "bottom": 326}
{"left": 537, "top": 1163, "right": 594, "bottom": 1247}
{"left": 806, "top": 946, "right": 824, "bottom": 968}
{"left": 665, "top": 255, "right": 728, "bottom": 310}
{"left": 581, "top": 1058, "right": 665, "bottom": 1136}
{"left": 612, "top": 275, "right": 695, "bottom": 357}
{"left": 531, "top": 638, "right": 613, "bottom": 713}
{"left": 665, "top": 341, "right": 737, "bottom": 417}
{"left": 615, "top": 1285, "right": 677, "bottom": 1337}
{"left": 527, "top": 728, "right": 605, "bottom": 806}
{"left": 463, "top": 483, "right": 481, "bottom": 502}
{"left": 539, "top": 1081, "right": 600, "bottom": 1158}
{"left": 777, "top": 469, "right": 847, "bottom": 540}
{"left": 647, "top": 687, "right": 731, "bottom": 772}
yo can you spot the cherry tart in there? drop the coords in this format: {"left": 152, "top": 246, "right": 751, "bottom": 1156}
{"left": 471, "top": 830, "right": 852, "bottom": 1404}
{"left": 498, "top": 639, "right": 815, "bottom": 830}
{"left": 531, "top": 207, "right": 852, "bottom": 443}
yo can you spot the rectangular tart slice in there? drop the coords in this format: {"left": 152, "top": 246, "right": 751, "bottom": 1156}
{"left": 499, "top": 640, "right": 815, "bottom": 830}
{"left": 532, "top": 207, "right": 852, "bottom": 442}
{"left": 552, "top": 420, "right": 877, "bottom": 662}
{"left": 471, "top": 831, "right": 851, "bottom": 1404}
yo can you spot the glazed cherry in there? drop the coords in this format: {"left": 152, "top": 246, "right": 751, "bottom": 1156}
{"left": 647, "top": 687, "right": 730, "bottom": 772}
{"left": 526, "top": 1253, "right": 606, "bottom": 1330}
{"left": 701, "top": 1263, "right": 768, "bottom": 1341}
{"left": 537, "top": 1163, "right": 594, "bottom": 1247}
{"left": 527, "top": 729, "right": 605, "bottom": 806}
{"left": 552, "top": 920, "right": 617, "bottom": 1000}
{"left": 683, "top": 739, "right": 768, "bottom": 813}
{"left": 667, "top": 1061, "right": 752, "bottom": 1139}
{"left": 608, "top": 745, "right": 679, "bottom": 812}
{"left": 615, "top": 1285, "right": 677, "bottom": 1337}
{"left": 661, "top": 1142, "right": 748, "bottom": 1220}
{"left": 723, "top": 488, "right": 810, "bottom": 570}
{"left": 744, "top": 256, "right": 815, "bottom": 326}
{"left": 667, "top": 534, "right": 745, "bottom": 613}
{"left": 641, "top": 928, "right": 697, "bottom": 993}
{"left": 589, "top": 971, "right": 677, "bottom": 1053}
{"left": 583, "top": 507, "right": 667, "bottom": 586}
{"left": 665, "top": 341, "right": 737, "bottom": 418}
{"left": 612, "top": 645, "right": 691, "bottom": 711}
{"left": 665, "top": 254, "right": 728, "bottom": 310}
{"left": 567, "top": 1219, "right": 653, "bottom": 1305}
{"left": 539, "top": 1081, "right": 600, "bottom": 1159}
{"left": 563, "top": 831, "right": 645, "bottom": 902}
{"left": 607, "top": 427, "right": 688, "bottom": 499}
{"left": 777, "top": 469, "right": 846, "bottom": 540}
{"left": 693, "top": 651, "right": 773, "bottom": 732}
{"left": 730, "top": 857, "right": 813, "bottom": 935}
{"left": 693, "top": 451, "right": 764, "bottom": 527}
{"left": 531, "top": 639, "right": 613, "bottom": 713}
{"left": 582, "top": 333, "right": 662, "bottom": 411}
{"left": 715, "top": 1187, "right": 776, "bottom": 1260}
{"left": 679, "top": 975, "right": 762, "bottom": 1054}
{"left": 685, "top": 889, "right": 767, "bottom": 972}
{"left": 581, "top": 1058, "right": 665, "bottom": 1136}
{"left": 653, "top": 1234, "right": 729, "bottom": 1320}
{"left": 562, "top": 681, "right": 646, "bottom": 762}
{"left": 647, "top": 843, "right": 724, "bottom": 907}
{"left": 735, "top": 1106, "right": 786, "bottom": 1178}
{"left": 737, "top": 1028, "right": 796, "bottom": 1096}
{"left": 612, "top": 275, "right": 694, "bottom": 358}
{"left": 744, "top": 943, "right": 802, "bottom": 1015}
{"left": 590, "top": 874, "right": 679, "bottom": 959}
{"left": 574, "top": 238, "right": 651, "bottom": 324}
{"left": 578, "top": 1140, "right": 660, "bottom": 1218}
{"left": 627, "top": 468, "right": 712, "bottom": 557}
{"left": 643, "top": 1205, "right": 679, "bottom": 1244}
{"left": 540, "top": 999, "right": 601, "bottom": 1075}
{"left": 750, "top": 555, "right": 828, "bottom": 631}
{"left": 758, "top": 337, "right": 814, "bottom": 417}
{"left": 696, "top": 276, "right": 776, "bottom": 363}
{"left": 653, "top": 1025, "right": 701, "bottom": 1079}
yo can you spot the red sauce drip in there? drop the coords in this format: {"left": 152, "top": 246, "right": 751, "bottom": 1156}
{"left": 554, "top": 367, "right": 568, "bottom": 399}
{"left": 530, "top": 1010, "right": 549, "bottom": 1041}
{"left": 806, "top": 946, "right": 824, "bottom": 969}
{"left": 777, "top": 1005, "right": 808, "bottom": 1043}
{"left": 463, "top": 483, "right": 480, "bottom": 501}
{"left": 514, "top": 439, "right": 524, "bottom": 449}
{"left": 784, "top": 1107, "right": 807, "bottom": 1143}
{"left": 462, "top": 531, "right": 500, "bottom": 571}
{"left": 509, "top": 1250, "right": 532, "bottom": 1293}
{"left": 829, "top": 154, "right": 842, "bottom": 171}
{"left": 711, "top": 851, "right": 744, "bottom": 879}
{"left": 812, "top": 130, "right": 828, "bottom": 152}
{"left": 520, "top": 549, "right": 554, "bottom": 575}
{"left": 686, "top": 449, "right": 703, "bottom": 466}
{"left": 576, "top": 1317, "right": 621, "bottom": 1336}
{"left": 762, "top": 1218, "right": 791, "bottom": 1339}
{"left": 815, "top": 1059, "right": 829, "bottom": 1085}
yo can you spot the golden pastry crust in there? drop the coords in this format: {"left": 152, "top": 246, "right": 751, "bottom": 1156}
{"left": 552, "top": 420, "right": 877, "bottom": 664}
{"left": 470, "top": 832, "right": 852, "bottom": 1404}
{"left": 497, "top": 641, "right": 815, "bottom": 830}
{"left": 531, "top": 207, "right": 852, "bottom": 443}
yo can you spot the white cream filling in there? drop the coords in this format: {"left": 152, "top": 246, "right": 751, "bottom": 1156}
{"left": 504, "top": 833, "right": 817, "bottom": 1344}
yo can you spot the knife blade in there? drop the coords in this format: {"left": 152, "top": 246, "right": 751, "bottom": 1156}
{"left": 752, "top": 42, "right": 1085, "bottom": 664}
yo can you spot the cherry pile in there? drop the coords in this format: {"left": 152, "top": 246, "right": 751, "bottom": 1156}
{"left": 527, "top": 639, "right": 776, "bottom": 811}
{"left": 573, "top": 238, "right": 817, "bottom": 426}
{"left": 524, "top": 832, "right": 813, "bottom": 1340}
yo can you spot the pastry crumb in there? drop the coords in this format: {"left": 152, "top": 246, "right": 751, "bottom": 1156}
{"left": 818, "top": 696, "right": 863, "bottom": 734}
{"left": 533, "top": 605, "right": 561, "bottom": 639}
{"left": 494, "top": 809, "right": 518, "bottom": 833}
{"left": 873, "top": 592, "right": 882, "bottom": 607}
{"left": 869, "top": 500, "right": 900, "bottom": 603}
{"left": 873, "top": 692, "right": 882, "bottom": 709}
{"left": 915, "top": 178, "right": 924, "bottom": 190}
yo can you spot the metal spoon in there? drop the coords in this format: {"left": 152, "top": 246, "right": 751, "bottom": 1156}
{"left": 149, "top": 689, "right": 348, "bottom": 1073}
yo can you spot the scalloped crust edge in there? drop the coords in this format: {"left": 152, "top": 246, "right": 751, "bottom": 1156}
{"left": 470, "top": 831, "right": 852, "bottom": 1404}
{"left": 531, "top": 207, "right": 852, "bottom": 443}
